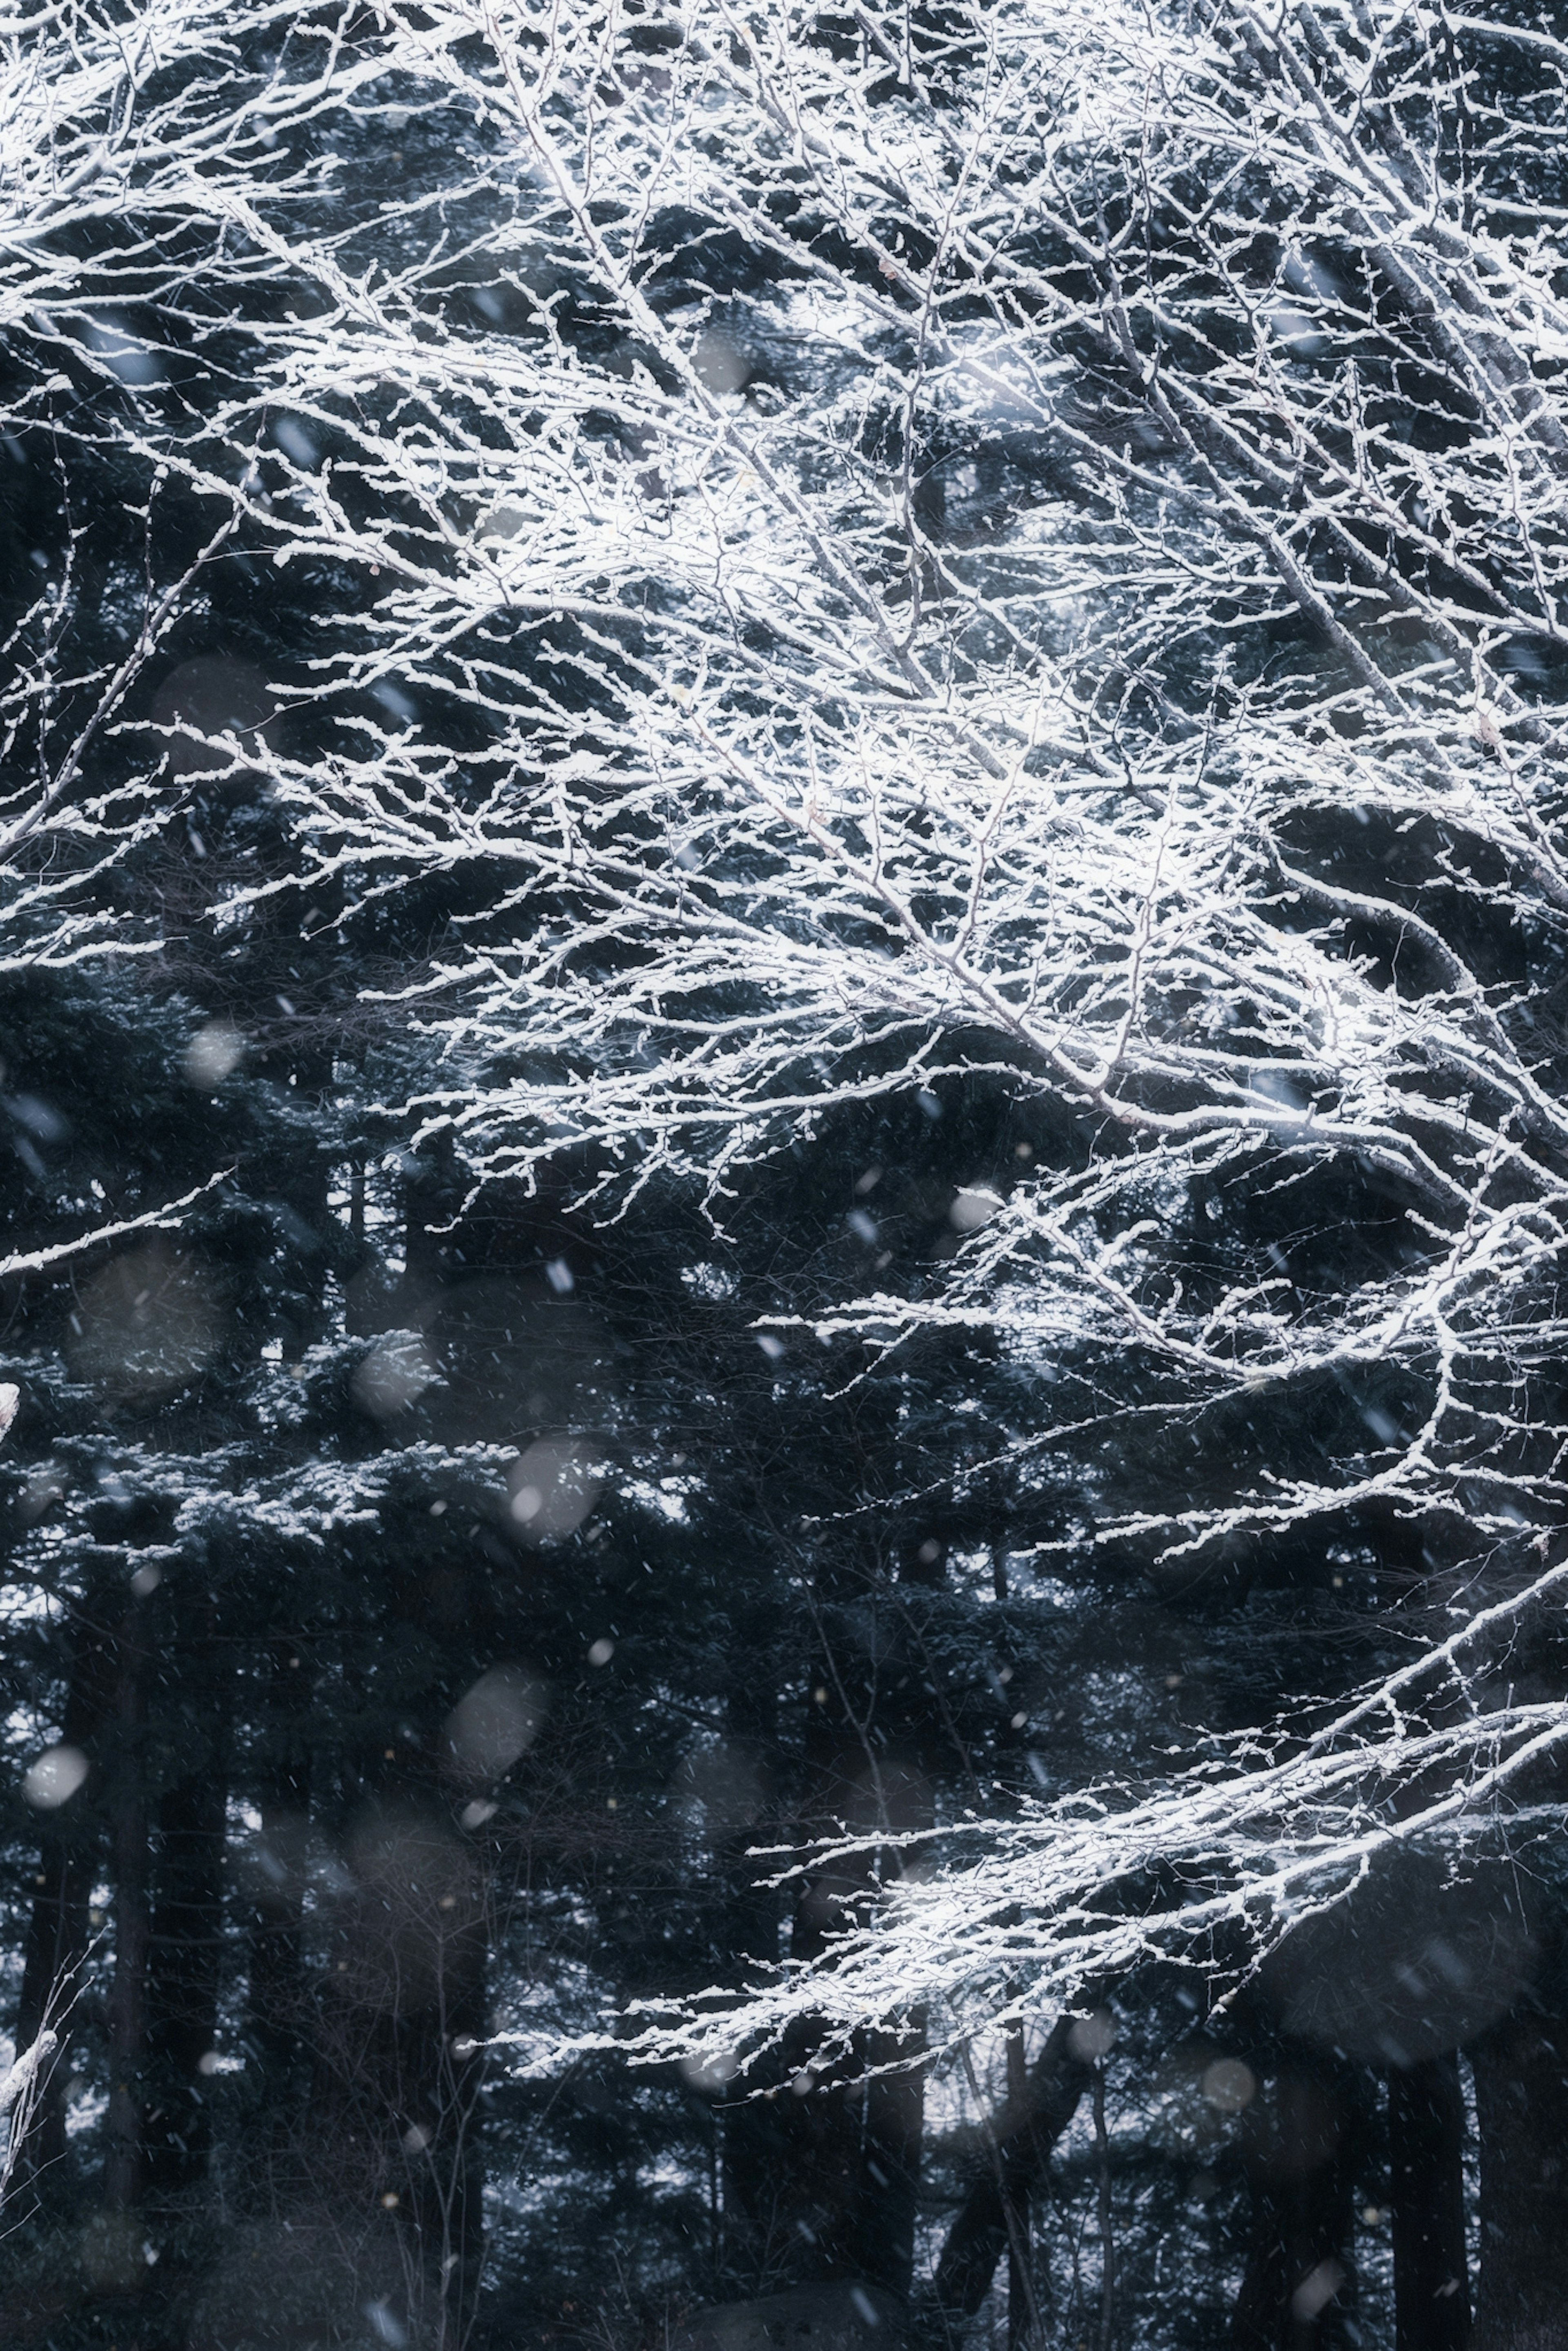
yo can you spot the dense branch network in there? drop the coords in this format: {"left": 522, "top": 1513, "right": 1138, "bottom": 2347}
{"left": 153, "top": 0, "right": 1568, "bottom": 1549}
{"left": 7, "top": 0, "right": 1568, "bottom": 2046}
{"left": 619, "top": 1556, "right": 1568, "bottom": 2075}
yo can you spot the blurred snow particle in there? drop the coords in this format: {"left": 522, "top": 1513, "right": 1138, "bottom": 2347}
{"left": 848, "top": 2289, "right": 882, "bottom": 2329}
{"left": 854, "top": 1166, "right": 881, "bottom": 1196}
{"left": 950, "top": 1188, "right": 1000, "bottom": 1232}
{"left": 272, "top": 416, "right": 320, "bottom": 469}
{"left": 0, "top": 1382, "right": 18, "bottom": 1443}
{"left": 371, "top": 680, "right": 417, "bottom": 725}
{"left": 71, "top": 1244, "right": 223, "bottom": 1400}
{"left": 6, "top": 1093, "right": 68, "bottom": 1142}
{"left": 353, "top": 1333, "right": 439, "bottom": 1418}
{"left": 1290, "top": 2261, "right": 1344, "bottom": 2322}
{"left": 19, "top": 1468, "right": 62, "bottom": 1520}
{"left": 363, "top": 2300, "right": 408, "bottom": 2347}
{"left": 506, "top": 1438, "right": 601, "bottom": 1541}
{"left": 1067, "top": 2008, "right": 1118, "bottom": 2061}
{"left": 1261, "top": 1848, "right": 1532, "bottom": 2059}
{"left": 544, "top": 1257, "right": 574, "bottom": 1294}
{"left": 130, "top": 1562, "right": 163, "bottom": 1597}
{"left": 443, "top": 1665, "right": 548, "bottom": 1782}
{"left": 78, "top": 2214, "right": 145, "bottom": 2294}
{"left": 587, "top": 1638, "right": 614, "bottom": 1667}
{"left": 916, "top": 1089, "right": 942, "bottom": 1119}
{"left": 670, "top": 1739, "right": 767, "bottom": 1836}
{"left": 846, "top": 1210, "right": 878, "bottom": 1245}
{"left": 460, "top": 1798, "right": 497, "bottom": 1829}
{"left": 693, "top": 331, "right": 748, "bottom": 398}
{"left": 1283, "top": 248, "right": 1345, "bottom": 303}
{"left": 1200, "top": 2058, "right": 1255, "bottom": 2114}
{"left": 679, "top": 2050, "right": 737, "bottom": 2097}
{"left": 403, "top": 2123, "right": 431, "bottom": 2152}
{"left": 24, "top": 1745, "right": 89, "bottom": 1809}
{"left": 339, "top": 1810, "right": 479, "bottom": 2008}
{"left": 1268, "top": 305, "right": 1328, "bottom": 357}
{"left": 183, "top": 1022, "right": 245, "bottom": 1088}
{"left": 755, "top": 1334, "right": 785, "bottom": 1361}
{"left": 85, "top": 316, "right": 163, "bottom": 386}
{"left": 1253, "top": 1068, "right": 1308, "bottom": 1112}
{"left": 196, "top": 2049, "right": 243, "bottom": 2076}
{"left": 789, "top": 2071, "right": 813, "bottom": 2097}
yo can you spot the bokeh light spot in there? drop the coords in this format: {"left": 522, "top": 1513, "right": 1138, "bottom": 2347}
{"left": 24, "top": 1745, "right": 89, "bottom": 1809}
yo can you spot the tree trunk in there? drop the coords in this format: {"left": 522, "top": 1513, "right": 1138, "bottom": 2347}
{"left": 12, "top": 1589, "right": 120, "bottom": 2205}
{"left": 1471, "top": 2004, "right": 1568, "bottom": 2351}
{"left": 102, "top": 1596, "right": 150, "bottom": 2213}
{"left": 722, "top": 1607, "right": 931, "bottom": 2300}
{"left": 302, "top": 1796, "right": 488, "bottom": 2349}
{"left": 400, "top": 1906, "right": 489, "bottom": 2351}
{"left": 244, "top": 1639, "right": 314, "bottom": 2179}
{"left": 852, "top": 2021, "right": 925, "bottom": 2301}
{"left": 1231, "top": 2060, "right": 1364, "bottom": 2351}
{"left": 847, "top": 1736, "right": 931, "bottom": 2302}
{"left": 1390, "top": 2057, "right": 1469, "bottom": 2351}
{"left": 145, "top": 1723, "right": 229, "bottom": 2199}
{"left": 714, "top": 1608, "right": 784, "bottom": 2290}
{"left": 1004, "top": 2023, "right": 1031, "bottom": 2351}
{"left": 932, "top": 2013, "right": 1094, "bottom": 2318}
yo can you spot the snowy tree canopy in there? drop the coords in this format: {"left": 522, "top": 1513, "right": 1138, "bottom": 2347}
{"left": 97, "top": 0, "right": 1563, "bottom": 1551}
{"left": 5, "top": 0, "right": 1568, "bottom": 2284}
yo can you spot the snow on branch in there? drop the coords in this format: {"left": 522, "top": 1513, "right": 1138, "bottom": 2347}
{"left": 12, "top": 0, "right": 1568, "bottom": 2019}
{"left": 616, "top": 1604, "right": 1568, "bottom": 2079}
{"left": 158, "top": 0, "right": 1568, "bottom": 1547}
{"left": 0, "top": 1172, "right": 234, "bottom": 1284}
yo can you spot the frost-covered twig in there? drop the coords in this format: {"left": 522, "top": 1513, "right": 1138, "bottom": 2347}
{"left": 149, "top": 0, "right": 1568, "bottom": 1555}
{"left": 0, "top": 1172, "right": 234, "bottom": 1284}
{"left": 0, "top": 2030, "right": 58, "bottom": 2208}
{"left": 614, "top": 1674, "right": 1567, "bottom": 2081}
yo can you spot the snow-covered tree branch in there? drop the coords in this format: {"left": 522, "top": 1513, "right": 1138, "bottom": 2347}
{"left": 8, "top": 0, "right": 1568, "bottom": 2173}
{"left": 153, "top": 0, "right": 1568, "bottom": 1559}
{"left": 620, "top": 1551, "right": 1568, "bottom": 2079}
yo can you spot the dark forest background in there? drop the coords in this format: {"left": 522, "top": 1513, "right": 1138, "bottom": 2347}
{"left": 3, "top": 1, "right": 1568, "bottom": 2347}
